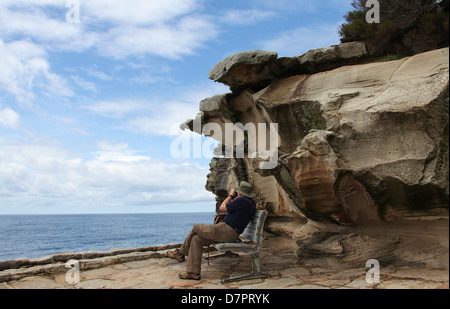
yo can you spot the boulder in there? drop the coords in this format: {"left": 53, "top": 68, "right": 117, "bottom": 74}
{"left": 208, "top": 50, "right": 278, "bottom": 92}
{"left": 297, "top": 42, "right": 369, "bottom": 73}
{"left": 207, "top": 43, "right": 371, "bottom": 93}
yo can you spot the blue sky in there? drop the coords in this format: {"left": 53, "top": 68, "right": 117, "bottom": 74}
{"left": 0, "top": 0, "right": 353, "bottom": 214}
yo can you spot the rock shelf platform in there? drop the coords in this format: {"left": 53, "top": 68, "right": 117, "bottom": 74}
{"left": 1, "top": 234, "right": 448, "bottom": 290}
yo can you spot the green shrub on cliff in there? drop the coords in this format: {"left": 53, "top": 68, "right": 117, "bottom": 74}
{"left": 338, "top": 0, "right": 449, "bottom": 56}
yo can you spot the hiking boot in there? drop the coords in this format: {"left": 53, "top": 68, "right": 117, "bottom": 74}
{"left": 167, "top": 249, "right": 185, "bottom": 262}
{"left": 178, "top": 272, "right": 201, "bottom": 280}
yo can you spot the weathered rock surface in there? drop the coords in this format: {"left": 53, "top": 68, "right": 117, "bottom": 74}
{"left": 0, "top": 244, "right": 180, "bottom": 283}
{"left": 208, "top": 50, "right": 278, "bottom": 92}
{"left": 2, "top": 234, "right": 448, "bottom": 289}
{"left": 188, "top": 43, "right": 449, "bottom": 269}
{"left": 207, "top": 42, "right": 372, "bottom": 93}
{"left": 297, "top": 42, "right": 369, "bottom": 74}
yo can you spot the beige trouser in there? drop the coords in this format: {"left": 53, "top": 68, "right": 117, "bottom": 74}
{"left": 179, "top": 222, "right": 238, "bottom": 274}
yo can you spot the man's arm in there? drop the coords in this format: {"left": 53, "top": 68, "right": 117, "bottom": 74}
{"left": 219, "top": 189, "right": 237, "bottom": 212}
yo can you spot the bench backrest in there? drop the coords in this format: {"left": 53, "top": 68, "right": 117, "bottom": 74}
{"left": 240, "top": 210, "right": 267, "bottom": 245}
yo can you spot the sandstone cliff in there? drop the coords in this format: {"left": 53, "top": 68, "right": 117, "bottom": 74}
{"left": 183, "top": 43, "right": 449, "bottom": 270}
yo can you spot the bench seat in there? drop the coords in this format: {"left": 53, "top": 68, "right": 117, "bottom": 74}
{"left": 211, "top": 210, "right": 271, "bottom": 284}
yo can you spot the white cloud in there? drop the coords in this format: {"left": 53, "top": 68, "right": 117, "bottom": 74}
{"left": 0, "top": 0, "right": 217, "bottom": 59}
{"left": 94, "top": 141, "right": 151, "bottom": 163}
{"left": 99, "top": 15, "right": 218, "bottom": 59}
{"left": 0, "top": 0, "right": 64, "bottom": 6}
{"left": 84, "top": 82, "right": 229, "bottom": 136}
{"left": 124, "top": 101, "right": 199, "bottom": 136}
{"left": 83, "top": 99, "right": 147, "bottom": 119}
{"left": 71, "top": 75, "right": 98, "bottom": 93}
{"left": 82, "top": 0, "right": 199, "bottom": 25}
{"left": 3, "top": 40, "right": 47, "bottom": 61}
{"left": 0, "top": 6, "right": 97, "bottom": 53}
{"left": 123, "top": 82, "right": 230, "bottom": 136}
{"left": 0, "top": 39, "right": 73, "bottom": 105}
{"left": 0, "top": 136, "right": 213, "bottom": 211}
{"left": 0, "top": 108, "right": 21, "bottom": 130}
{"left": 86, "top": 69, "right": 113, "bottom": 81}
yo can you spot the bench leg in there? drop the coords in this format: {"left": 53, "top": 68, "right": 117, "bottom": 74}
{"left": 205, "top": 250, "right": 240, "bottom": 261}
{"left": 221, "top": 253, "right": 271, "bottom": 284}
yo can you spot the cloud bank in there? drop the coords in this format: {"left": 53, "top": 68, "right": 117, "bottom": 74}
{"left": 0, "top": 0, "right": 350, "bottom": 213}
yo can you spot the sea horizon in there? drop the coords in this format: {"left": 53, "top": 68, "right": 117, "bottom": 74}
{"left": 0, "top": 212, "right": 215, "bottom": 261}
{"left": 0, "top": 211, "right": 215, "bottom": 216}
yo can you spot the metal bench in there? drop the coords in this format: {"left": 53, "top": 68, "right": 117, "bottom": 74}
{"left": 211, "top": 210, "right": 271, "bottom": 284}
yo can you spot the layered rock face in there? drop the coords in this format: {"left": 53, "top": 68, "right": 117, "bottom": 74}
{"left": 183, "top": 43, "right": 449, "bottom": 269}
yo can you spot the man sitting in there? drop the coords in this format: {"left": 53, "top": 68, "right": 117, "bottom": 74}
{"left": 167, "top": 181, "right": 256, "bottom": 280}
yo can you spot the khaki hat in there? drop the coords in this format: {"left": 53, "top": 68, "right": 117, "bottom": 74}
{"left": 235, "top": 181, "right": 256, "bottom": 198}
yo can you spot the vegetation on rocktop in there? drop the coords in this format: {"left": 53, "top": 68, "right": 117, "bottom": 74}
{"left": 338, "top": 0, "right": 449, "bottom": 56}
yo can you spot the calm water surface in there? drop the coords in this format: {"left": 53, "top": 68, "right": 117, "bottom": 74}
{"left": 0, "top": 213, "right": 214, "bottom": 261}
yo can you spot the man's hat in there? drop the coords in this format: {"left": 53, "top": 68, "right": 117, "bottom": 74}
{"left": 235, "top": 181, "right": 256, "bottom": 198}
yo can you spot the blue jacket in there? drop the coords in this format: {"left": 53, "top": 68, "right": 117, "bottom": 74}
{"left": 223, "top": 196, "right": 256, "bottom": 234}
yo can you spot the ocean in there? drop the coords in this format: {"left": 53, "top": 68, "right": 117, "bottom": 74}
{"left": 0, "top": 212, "right": 215, "bottom": 261}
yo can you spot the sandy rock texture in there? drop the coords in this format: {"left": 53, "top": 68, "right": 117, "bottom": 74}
{"left": 184, "top": 44, "right": 449, "bottom": 270}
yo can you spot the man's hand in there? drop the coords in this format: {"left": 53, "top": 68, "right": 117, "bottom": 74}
{"left": 219, "top": 188, "right": 237, "bottom": 212}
